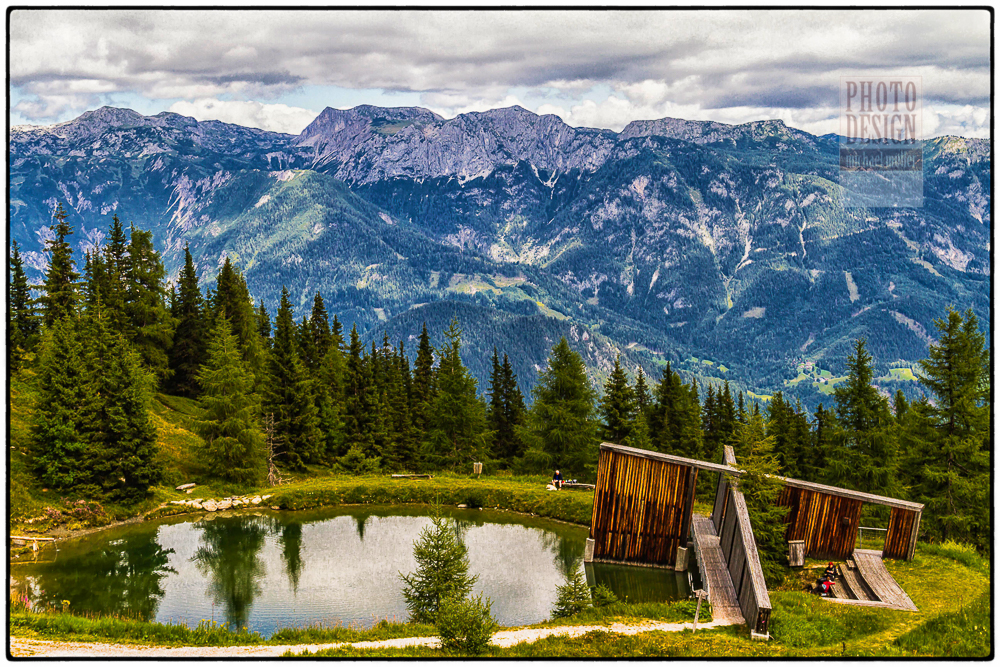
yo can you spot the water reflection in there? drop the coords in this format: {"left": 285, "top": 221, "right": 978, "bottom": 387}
{"left": 585, "top": 562, "right": 691, "bottom": 603}
{"left": 11, "top": 507, "right": 692, "bottom": 637}
{"left": 279, "top": 523, "right": 304, "bottom": 593}
{"left": 192, "top": 515, "right": 271, "bottom": 629}
{"left": 11, "top": 529, "right": 175, "bottom": 620}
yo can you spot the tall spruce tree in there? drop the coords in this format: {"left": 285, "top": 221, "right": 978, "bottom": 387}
{"left": 214, "top": 258, "right": 265, "bottom": 380}
{"left": 599, "top": 355, "right": 637, "bottom": 446}
{"left": 31, "top": 316, "right": 88, "bottom": 489}
{"left": 516, "top": 338, "right": 599, "bottom": 478}
{"left": 488, "top": 352, "right": 526, "bottom": 464}
{"left": 102, "top": 214, "right": 130, "bottom": 333}
{"left": 828, "top": 339, "right": 898, "bottom": 498}
{"left": 197, "top": 312, "right": 267, "bottom": 485}
{"left": 412, "top": 322, "right": 437, "bottom": 435}
{"left": 424, "top": 320, "right": 488, "bottom": 470}
{"left": 168, "top": 246, "right": 206, "bottom": 397}
{"left": 263, "top": 287, "right": 323, "bottom": 470}
{"left": 124, "top": 225, "right": 174, "bottom": 381}
{"left": 9, "top": 240, "right": 37, "bottom": 366}
{"left": 78, "top": 304, "right": 162, "bottom": 501}
{"left": 904, "top": 308, "right": 990, "bottom": 549}
{"left": 40, "top": 203, "right": 79, "bottom": 327}
{"left": 731, "top": 413, "right": 788, "bottom": 587}
{"left": 344, "top": 325, "right": 378, "bottom": 457}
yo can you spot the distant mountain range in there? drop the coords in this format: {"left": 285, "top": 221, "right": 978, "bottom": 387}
{"left": 10, "top": 105, "right": 990, "bottom": 404}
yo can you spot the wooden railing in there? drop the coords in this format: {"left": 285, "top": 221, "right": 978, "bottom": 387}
{"left": 714, "top": 446, "right": 772, "bottom": 637}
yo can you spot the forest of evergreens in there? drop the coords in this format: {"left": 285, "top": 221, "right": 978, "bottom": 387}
{"left": 8, "top": 207, "right": 991, "bottom": 554}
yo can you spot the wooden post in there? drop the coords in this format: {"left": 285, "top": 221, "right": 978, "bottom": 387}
{"left": 907, "top": 510, "right": 922, "bottom": 560}
{"left": 692, "top": 589, "right": 707, "bottom": 630}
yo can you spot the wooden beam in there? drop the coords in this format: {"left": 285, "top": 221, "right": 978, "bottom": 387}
{"left": 776, "top": 477, "right": 923, "bottom": 512}
{"left": 600, "top": 442, "right": 736, "bottom": 476}
{"left": 907, "top": 510, "right": 922, "bottom": 561}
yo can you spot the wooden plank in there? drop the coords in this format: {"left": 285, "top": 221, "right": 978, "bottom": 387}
{"left": 690, "top": 514, "right": 745, "bottom": 625}
{"left": 601, "top": 442, "right": 736, "bottom": 476}
{"left": 777, "top": 476, "right": 923, "bottom": 512}
{"left": 852, "top": 549, "right": 918, "bottom": 611}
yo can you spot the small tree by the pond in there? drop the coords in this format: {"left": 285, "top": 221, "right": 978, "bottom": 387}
{"left": 399, "top": 513, "right": 477, "bottom": 623}
{"left": 436, "top": 592, "right": 498, "bottom": 656}
{"left": 552, "top": 568, "right": 592, "bottom": 618}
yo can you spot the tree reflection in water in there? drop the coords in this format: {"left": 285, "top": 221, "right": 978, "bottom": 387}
{"left": 15, "top": 530, "right": 176, "bottom": 620}
{"left": 192, "top": 515, "right": 272, "bottom": 629}
{"left": 539, "top": 529, "right": 585, "bottom": 579}
{"left": 279, "top": 522, "right": 304, "bottom": 593}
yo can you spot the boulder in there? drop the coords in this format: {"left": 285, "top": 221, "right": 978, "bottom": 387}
{"left": 175, "top": 483, "right": 197, "bottom": 490}
{"left": 251, "top": 496, "right": 262, "bottom": 505}
{"left": 203, "top": 500, "right": 218, "bottom": 512}
{"left": 217, "top": 500, "right": 232, "bottom": 510}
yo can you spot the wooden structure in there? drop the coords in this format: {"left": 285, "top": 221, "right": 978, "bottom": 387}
{"left": 824, "top": 550, "right": 918, "bottom": 611}
{"left": 788, "top": 540, "right": 806, "bottom": 567}
{"left": 589, "top": 443, "right": 732, "bottom": 567}
{"left": 690, "top": 514, "right": 745, "bottom": 625}
{"left": 776, "top": 477, "right": 923, "bottom": 560}
{"left": 712, "top": 446, "right": 772, "bottom": 638}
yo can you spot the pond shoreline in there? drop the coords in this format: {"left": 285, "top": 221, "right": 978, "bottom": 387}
{"left": 12, "top": 476, "right": 595, "bottom": 552}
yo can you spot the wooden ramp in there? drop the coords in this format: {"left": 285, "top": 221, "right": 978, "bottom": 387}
{"left": 824, "top": 549, "right": 917, "bottom": 611}
{"left": 690, "top": 513, "right": 744, "bottom": 625}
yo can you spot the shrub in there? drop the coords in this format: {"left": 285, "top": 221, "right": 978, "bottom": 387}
{"left": 462, "top": 488, "right": 487, "bottom": 508}
{"left": 436, "top": 593, "right": 498, "bottom": 655}
{"left": 553, "top": 569, "right": 592, "bottom": 618}
{"left": 336, "top": 445, "right": 381, "bottom": 475}
{"left": 591, "top": 583, "right": 618, "bottom": 608}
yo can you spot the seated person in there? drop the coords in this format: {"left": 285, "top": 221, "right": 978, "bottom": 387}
{"left": 823, "top": 561, "right": 837, "bottom": 580}
{"left": 552, "top": 469, "right": 564, "bottom": 489}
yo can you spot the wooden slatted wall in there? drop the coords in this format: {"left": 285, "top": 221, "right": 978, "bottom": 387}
{"left": 590, "top": 447, "right": 698, "bottom": 567}
{"left": 718, "top": 482, "right": 772, "bottom": 636}
{"left": 884, "top": 507, "right": 920, "bottom": 560}
{"left": 777, "top": 486, "right": 863, "bottom": 560}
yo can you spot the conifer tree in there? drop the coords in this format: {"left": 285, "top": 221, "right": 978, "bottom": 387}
{"left": 78, "top": 305, "right": 162, "bottom": 500}
{"left": 904, "top": 308, "right": 990, "bottom": 549}
{"left": 9, "top": 240, "right": 37, "bottom": 365}
{"left": 168, "top": 245, "right": 206, "bottom": 397}
{"left": 102, "top": 214, "right": 130, "bottom": 333}
{"left": 893, "top": 390, "right": 909, "bottom": 422}
{"left": 412, "top": 322, "right": 437, "bottom": 434}
{"left": 649, "top": 364, "right": 703, "bottom": 459}
{"left": 516, "top": 338, "right": 599, "bottom": 478}
{"left": 196, "top": 312, "right": 266, "bottom": 485}
{"left": 344, "top": 325, "right": 378, "bottom": 457}
{"left": 425, "top": 319, "right": 488, "bottom": 470}
{"left": 488, "top": 352, "right": 526, "bottom": 464}
{"left": 40, "top": 203, "right": 79, "bottom": 327}
{"left": 731, "top": 414, "right": 787, "bottom": 587}
{"left": 31, "top": 316, "right": 88, "bottom": 488}
{"left": 599, "top": 355, "right": 636, "bottom": 446}
{"left": 257, "top": 303, "right": 271, "bottom": 345}
{"left": 399, "top": 513, "right": 478, "bottom": 624}
{"left": 263, "top": 287, "right": 323, "bottom": 470}
{"left": 828, "top": 339, "right": 898, "bottom": 498}
{"left": 124, "top": 225, "right": 174, "bottom": 381}
{"left": 214, "top": 258, "right": 265, "bottom": 380}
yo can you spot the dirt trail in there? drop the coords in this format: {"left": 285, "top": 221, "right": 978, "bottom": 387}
{"left": 10, "top": 618, "right": 736, "bottom": 657}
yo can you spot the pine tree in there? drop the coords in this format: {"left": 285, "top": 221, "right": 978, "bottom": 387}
{"left": 497, "top": 353, "right": 526, "bottom": 462}
{"left": 412, "top": 322, "right": 436, "bottom": 436}
{"left": 828, "top": 339, "right": 898, "bottom": 498}
{"left": 168, "top": 246, "right": 206, "bottom": 397}
{"left": 599, "top": 355, "right": 636, "bottom": 446}
{"left": 516, "top": 338, "right": 599, "bottom": 478}
{"left": 263, "top": 287, "right": 323, "bottom": 470}
{"left": 78, "top": 305, "right": 162, "bottom": 501}
{"left": 196, "top": 313, "right": 267, "bottom": 485}
{"left": 731, "top": 413, "right": 788, "bottom": 587}
{"left": 893, "top": 390, "right": 909, "bottom": 422}
{"left": 257, "top": 303, "right": 271, "bottom": 346}
{"left": 40, "top": 203, "right": 79, "bottom": 327}
{"left": 399, "top": 513, "right": 478, "bottom": 624}
{"left": 31, "top": 316, "right": 88, "bottom": 489}
{"left": 102, "top": 214, "right": 130, "bottom": 333}
{"left": 214, "top": 258, "right": 265, "bottom": 380}
{"left": 425, "top": 319, "right": 488, "bottom": 470}
{"left": 9, "top": 240, "right": 37, "bottom": 366}
{"left": 344, "top": 325, "right": 378, "bottom": 457}
{"left": 649, "top": 364, "right": 703, "bottom": 459}
{"left": 905, "top": 308, "right": 990, "bottom": 549}
{"left": 124, "top": 225, "right": 174, "bottom": 381}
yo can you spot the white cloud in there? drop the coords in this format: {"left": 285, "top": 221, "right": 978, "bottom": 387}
{"left": 168, "top": 99, "right": 319, "bottom": 134}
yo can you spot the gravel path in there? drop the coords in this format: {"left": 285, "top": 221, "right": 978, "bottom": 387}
{"left": 10, "top": 618, "right": 736, "bottom": 657}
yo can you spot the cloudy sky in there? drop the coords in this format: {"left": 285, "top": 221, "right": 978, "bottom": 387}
{"left": 9, "top": 8, "right": 991, "bottom": 137}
